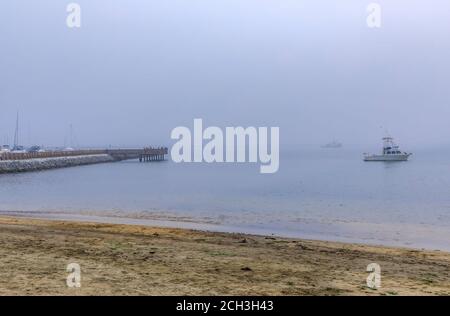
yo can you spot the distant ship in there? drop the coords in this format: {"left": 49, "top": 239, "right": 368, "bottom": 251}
{"left": 321, "top": 140, "right": 342, "bottom": 148}
{"left": 364, "top": 137, "right": 412, "bottom": 161}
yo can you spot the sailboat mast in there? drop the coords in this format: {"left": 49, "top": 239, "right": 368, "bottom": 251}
{"left": 70, "top": 124, "right": 73, "bottom": 148}
{"left": 13, "top": 111, "right": 19, "bottom": 148}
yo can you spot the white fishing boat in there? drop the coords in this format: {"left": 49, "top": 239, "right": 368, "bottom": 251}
{"left": 364, "top": 137, "right": 411, "bottom": 161}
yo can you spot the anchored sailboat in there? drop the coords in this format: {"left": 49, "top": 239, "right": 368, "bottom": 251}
{"left": 12, "top": 111, "right": 25, "bottom": 153}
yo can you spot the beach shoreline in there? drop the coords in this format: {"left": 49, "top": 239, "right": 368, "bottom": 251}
{"left": 1, "top": 210, "right": 449, "bottom": 252}
{"left": 0, "top": 215, "right": 449, "bottom": 295}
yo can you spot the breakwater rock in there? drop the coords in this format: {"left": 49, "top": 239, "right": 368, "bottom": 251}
{"left": 0, "top": 154, "right": 115, "bottom": 173}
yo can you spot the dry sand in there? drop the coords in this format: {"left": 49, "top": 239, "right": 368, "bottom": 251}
{"left": 0, "top": 216, "right": 449, "bottom": 296}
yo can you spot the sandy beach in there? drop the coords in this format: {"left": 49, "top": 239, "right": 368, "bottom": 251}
{"left": 0, "top": 216, "right": 449, "bottom": 296}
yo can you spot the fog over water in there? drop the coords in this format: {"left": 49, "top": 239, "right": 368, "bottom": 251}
{"left": 1, "top": 0, "right": 450, "bottom": 148}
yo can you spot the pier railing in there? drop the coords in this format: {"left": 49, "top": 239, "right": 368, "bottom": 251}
{"left": 0, "top": 147, "right": 168, "bottom": 162}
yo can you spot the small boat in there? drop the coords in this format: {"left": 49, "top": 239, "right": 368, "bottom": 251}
{"left": 0, "top": 145, "right": 11, "bottom": 153}
{"left": 27, "top": 145, "right": 45, "bottom": 153}
{"left": 321, "top": 140, "right": 342, "bottom": 148}
{"left": 364, "top": 137, "right": 411, "bottom": 161}
{"left": 11, "top": 145, "right": 26, "bottom": 153}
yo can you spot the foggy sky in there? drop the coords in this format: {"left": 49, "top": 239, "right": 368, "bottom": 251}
{"left": 1, "top": 0, "right": 449, "bottom": 149}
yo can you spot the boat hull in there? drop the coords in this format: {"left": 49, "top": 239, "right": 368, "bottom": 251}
{"left": 364, "top": 154, "right": 411, "bottom": 162}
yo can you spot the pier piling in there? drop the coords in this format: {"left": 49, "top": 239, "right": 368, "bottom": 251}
{"left": 137, "top": 147, "right": 168, "bottom": 163}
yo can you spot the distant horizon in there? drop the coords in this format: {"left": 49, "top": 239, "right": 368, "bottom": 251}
{"left": 1, "top": 111, "right": 449, "bottom": 150}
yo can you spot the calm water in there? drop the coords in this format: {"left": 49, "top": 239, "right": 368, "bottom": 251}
{"left": 1, "top": 146, "right": 450, "bottom": 250}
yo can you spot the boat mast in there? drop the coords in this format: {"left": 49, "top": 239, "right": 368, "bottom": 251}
{"left": 70, "top": 124, "right": 73, "bottom": 148}
{"left": 13, "top": 111, "right": 19, "bottom": 148}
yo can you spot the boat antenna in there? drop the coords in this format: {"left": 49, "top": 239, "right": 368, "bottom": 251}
{"left": 380, "top": 125, "right": 391, "bottom": 139}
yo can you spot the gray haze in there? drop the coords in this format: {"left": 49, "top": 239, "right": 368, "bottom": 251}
{"left": 1, "top": 0, "right": 449, "bottom": 149}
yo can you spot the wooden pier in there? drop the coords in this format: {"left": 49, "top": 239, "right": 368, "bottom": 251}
{"left": 106, "top": 147, "right": 168, "bottom": 162}
{"left": 138, "top": 147, "right": 167, "bottom": 162}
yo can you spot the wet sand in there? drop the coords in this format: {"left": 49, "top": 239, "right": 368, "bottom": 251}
{"left": 0, "top": 216, "right": 449, "bottom": 296}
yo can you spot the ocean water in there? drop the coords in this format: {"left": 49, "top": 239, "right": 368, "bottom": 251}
{"left": 1, "top": 146, "right": 449, "bottom": 250}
